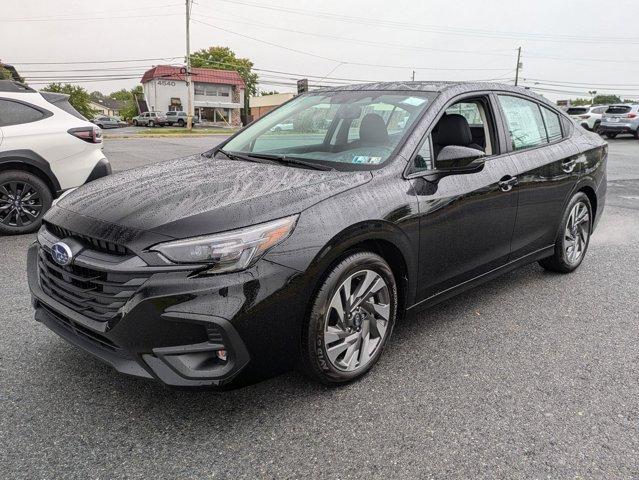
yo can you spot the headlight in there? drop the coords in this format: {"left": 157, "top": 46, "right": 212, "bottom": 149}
{"left": 151, "top": 215, "right": 298, "bottom": 272}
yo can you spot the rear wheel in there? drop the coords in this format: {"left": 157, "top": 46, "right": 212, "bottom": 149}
{"left": 0, "top": 170, "right": 52, "bottom": 235}
{"left": 605, "top": 133, "right": 617, "bottom": 139}
{"left": 301, "top": 251, "right": 397, "bottom": 385}
{"left": 593, "top": 121, "right": 601, "bottom": 134}
{"left": 177, "top": 119, "right": 185, "bottom": 127}
{"left": 634, "top": 128, "right": 639, "bottom": 139}
{"left": 148, "top": 120, "right": 155, "bottom": 127}
{"left": 538, "top": 192, "right": 592, "bottom": 273}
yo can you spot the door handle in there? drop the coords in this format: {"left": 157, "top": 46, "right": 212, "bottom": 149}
{"left": 562, "top": 158, "right": 577, "bottom": 173}
{"left": 498, "top": 175, "right": 518, "bottom": 192}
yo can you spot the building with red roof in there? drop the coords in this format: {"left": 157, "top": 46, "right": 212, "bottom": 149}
{"left": 140, "top": 65, "right": 245, "bottom": 126}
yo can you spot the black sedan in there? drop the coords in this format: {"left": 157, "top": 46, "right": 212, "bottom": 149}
{"left": 27, "top": 82, "right": 607, "bottom": 388}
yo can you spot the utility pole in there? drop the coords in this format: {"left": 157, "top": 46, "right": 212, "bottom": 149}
{"left": 411, "top": 70, "right": 415, "bottom": 82}
{"left": 185, "top": 0, "right": 193, "bottom": 130}
{"left": 514, "top": 46, "right": 522, "bottom": 86}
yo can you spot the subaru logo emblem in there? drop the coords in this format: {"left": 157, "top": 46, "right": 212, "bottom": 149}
{"left": 51, "top": 242, "right": 73, "bottom": 266}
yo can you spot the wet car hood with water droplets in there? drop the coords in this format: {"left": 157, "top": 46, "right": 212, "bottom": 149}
{"left": 54, "top": 154, "right": 372, "bottom": 239}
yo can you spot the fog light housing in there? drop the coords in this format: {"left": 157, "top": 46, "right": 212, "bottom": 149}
{"left": 216, "top": 349, "right": 228, "bottom": 361}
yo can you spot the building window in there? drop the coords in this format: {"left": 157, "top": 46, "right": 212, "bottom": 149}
{"left": 169, "top": 97, "right": 183, "bottom": 112}
{"left": 194, "top": 83, "right": 231, "bottom": 97}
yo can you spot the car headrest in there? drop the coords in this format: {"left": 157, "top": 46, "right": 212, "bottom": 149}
{"left": 434, "top": 114, "right": 473, "bottom": 147}
{"left": 359, "top": 113, "right": 389, "bottom": 145}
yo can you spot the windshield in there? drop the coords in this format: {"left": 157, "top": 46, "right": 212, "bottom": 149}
{"left": 222, "top": 90, "right": 436, "bottom": 170}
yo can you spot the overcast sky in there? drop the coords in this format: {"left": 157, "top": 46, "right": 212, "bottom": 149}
{"left": 2, "top": 0, "right": 638, "bottom": 101}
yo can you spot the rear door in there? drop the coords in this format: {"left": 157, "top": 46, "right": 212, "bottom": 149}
{"left": 496, "top": 94, "right": 579, "bottom": 259}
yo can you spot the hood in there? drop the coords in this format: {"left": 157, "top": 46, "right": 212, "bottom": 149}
{"left": 53, "top": 154, "right": 372, "bottom": 240}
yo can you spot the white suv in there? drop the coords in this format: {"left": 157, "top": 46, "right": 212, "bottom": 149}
{"left": 566, "top": 105, "right": 607, "bottom": 132}
{"left": 0, "top": 80, "right": 111, "bottom": 235}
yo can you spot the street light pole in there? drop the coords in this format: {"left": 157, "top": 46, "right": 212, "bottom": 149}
{"left": 185, "top": 0, "right": 193, "bottom": 130}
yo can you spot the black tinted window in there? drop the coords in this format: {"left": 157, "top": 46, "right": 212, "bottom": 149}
{"left": 606, "top": 105, "right": 631, "bottom": 114}
{"left": 567, "top": 107, "right": 588, "bottom": 115}
{"left": 0, "top": 99, "right": 46, "bottom": 126}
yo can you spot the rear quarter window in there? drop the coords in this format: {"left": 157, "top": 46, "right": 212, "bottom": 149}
{"left": 0, "top": 99, "right": 48, "bottom": 126}
{"left": 541, "top": 107, "right": 563, "bottom": 142}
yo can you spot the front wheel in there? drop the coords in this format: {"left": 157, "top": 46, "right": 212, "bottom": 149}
{"left": 177, "top": 119, "right": 185, "bottom": 127}
{"left": 0, "top": 170, "right": 52, "bottom": 235}
{"left": 539, "top": 192, "right": 592, "bottom": 273}
{"left": 148, "top": 120, "right": 155, "bottom": 127}
{"left": 301, "top": 251, "right": 397, "bottom": 385}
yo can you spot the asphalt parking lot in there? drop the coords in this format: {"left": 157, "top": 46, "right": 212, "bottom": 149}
{"left": 1, "top": 137, "right": 638, "bottom": 479}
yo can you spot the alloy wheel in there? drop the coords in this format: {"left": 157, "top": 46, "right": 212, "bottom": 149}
{"left": 323, "top": 269, "right": 391, "bottom": 372}
{"left": 0, "top": 181, "right": 43, "bottom": 227}
{"left": 563, "top": 201, "right": 590, "bottom": 265}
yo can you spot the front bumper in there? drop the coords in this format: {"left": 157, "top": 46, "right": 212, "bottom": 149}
{"left": 27, "top": 232, "right": 304, "bottom": 388}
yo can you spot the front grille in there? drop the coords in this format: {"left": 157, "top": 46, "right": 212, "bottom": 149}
{"left": 41, "top": 304, "right": 122, "bottom": 353}
{"left": 38, "top": 248, "right": 148, "bottom": 322}
{"left": 44, "top": 221, "right": 129, "bottom": 255}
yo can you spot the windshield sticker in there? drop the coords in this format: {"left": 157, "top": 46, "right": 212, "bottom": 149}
{"left": 352, "top": 156, "right": 382, "bottom": 164}
{"left": 401, "top": 96, "right": 427, "bottom": 106}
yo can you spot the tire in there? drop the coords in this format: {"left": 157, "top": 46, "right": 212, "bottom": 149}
{"left": 0, "top": 170, "right": 53, "bottom": 235}
{"left": 148, "top": 120, "right": 155, "bottom": 127}
{"left": 634, "top": 129, "right": 639, "bottom": 140}
{"left": 274, "top": 127, "right": 281, "bottom": 133}
{"left": 301, "top": 251, "right": 398, "bottom": 385}
{"left": 593, "top": 121, "right": 601, "bottom": 134}
{"left": 177, "top": 119, "right": 185, "bottom": 127}
{"left": 538, "top": 192, "right": 593, "bottom": 273}
{"left": 134, "top": 120, "right": 139, "bottom": 126}
{"left": 605, "top": 133, "right": 617, "bottom": 139}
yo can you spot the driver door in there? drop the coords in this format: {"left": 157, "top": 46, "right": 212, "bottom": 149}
{"left": 410, "top": 94, "right": 519, "bottom": 302}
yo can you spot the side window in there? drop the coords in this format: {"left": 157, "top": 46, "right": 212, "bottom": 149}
{"left": 498, "top": 95, "right": 548, "bottom": 151}
{"left": 445, "top": 102, "right": 483, "bottom": 126}
{"left": 0, "top": 99, "right": 46, "bottom": 127}
{"left": 412, "top": 136, "right": 433, "bottom": 173}
{"left": 541, "top": 107, "right": 563, "bottom": 142}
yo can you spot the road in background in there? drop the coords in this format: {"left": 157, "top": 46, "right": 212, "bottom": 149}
{"left": 1, "top": 139, "right": 638, "bottom": 479}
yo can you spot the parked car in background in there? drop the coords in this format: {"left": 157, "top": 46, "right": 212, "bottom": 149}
{"left": 27, "top": 82, "right": 606, "bottom": 389}
{"left": 599, "top": 104, "right": 639, "bottom": 139}
{"left": 133, "top": 111, "right": 168, "bottom": 127}
{"left": 270, "top": 120, "right": 295, "bottom": 132}
{"left": 165, "top": 111, "right": 199, "bottom": 127}
{"left": 567, "top": 105, "right": 607, "bottom": 132}
{"left": 92, "top": 115, "right": 126, "bottom": 129}
{"left": 0, "top": 80, "right": 111, "bottom": 235}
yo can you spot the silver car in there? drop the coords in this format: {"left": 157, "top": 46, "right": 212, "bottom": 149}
{"left": 599, "top": 104, "right": 639, "bottom": 139}
{"left": 93, "top": 115, "right": 126, "bottom": 129}
{"left": 133, "top": 111, "right": 168, "bottom": 127}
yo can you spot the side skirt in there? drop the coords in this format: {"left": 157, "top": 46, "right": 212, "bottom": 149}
{"left": 406, "top": 245, "right": 554, "bottom": 312}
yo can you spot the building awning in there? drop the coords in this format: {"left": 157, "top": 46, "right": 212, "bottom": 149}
{"left": 194, "top": 101, "right": 242, "bottom": 109}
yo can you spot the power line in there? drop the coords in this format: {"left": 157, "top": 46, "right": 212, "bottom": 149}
{"left": 9, "top": 57, "right": 183, "bottom": 66}
{"left": 191, "top": 18, "right": 512, "bottom": 72}
{"left": 209, "top": 0, "right": 639, "bottom": 45}
{"left": 0, "top": 4, "right": 182, "bottom": 22}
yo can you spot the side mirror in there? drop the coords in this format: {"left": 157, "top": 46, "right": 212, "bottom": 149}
{"left": 436, "top": 145, "right": 486, "bottom": 170}
{"left": 420, "top": 146, "right": 485, "bottom": 182}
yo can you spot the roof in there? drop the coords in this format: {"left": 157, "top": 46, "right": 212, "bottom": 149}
{"left": 249, "top": 92, "right": 295, "bottom": 108}
{"left": 141, "top": 65, "right": 245, "bottom": 88}
{"left": 311, "top": 81, "right": 556, "bottom": 108}
{"left": 90, "top": 98, "right": 125, "bottom": 110}
{"left": 0, "top": 79, "right": 35, "bottom": 93}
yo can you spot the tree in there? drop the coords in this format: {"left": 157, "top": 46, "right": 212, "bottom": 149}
{"left": 0, "top": 67, "right": 13, "bottom": 80}
{"left": 592, "top": 94, "right": 621, "bottom": 105}
{"left": 189, "top": 46, "right": 258, "bottom": 115}
{"left": 41, "top": 83, "right": 96, "bottom": 119}
{"left": 90, "top": 90, "right": 106, "bottom": 101}
{"left": 260, "top": 90, "right": 280, "bottom": 96}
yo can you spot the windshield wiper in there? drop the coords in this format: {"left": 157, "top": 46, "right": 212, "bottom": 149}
{"left": 246, "top": 153, "right": 335, "bottom": 171}
{"left": 217, "top": 149, "right": 277, "bottom": 165}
